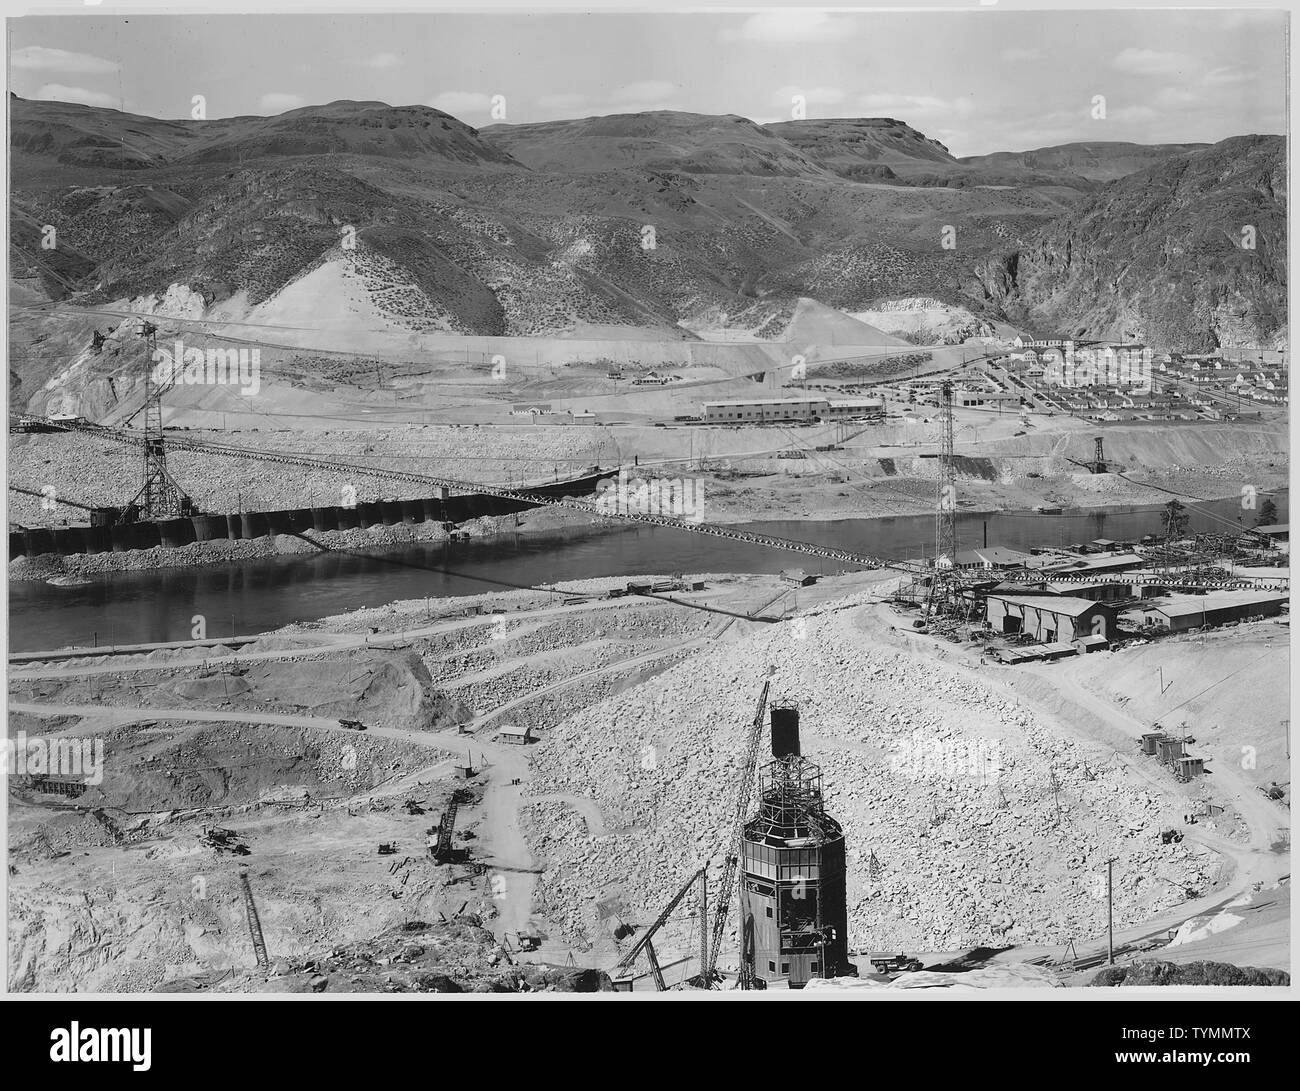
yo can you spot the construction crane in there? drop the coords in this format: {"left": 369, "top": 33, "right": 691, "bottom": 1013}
{"left": 239, "top": 868, "right": 269, "bottom": 969}
{"left": 704, "top": 670, "right": 774, "bottom": 987}
{"left": 613, "top": 864, "right": 707, "bottom": 990}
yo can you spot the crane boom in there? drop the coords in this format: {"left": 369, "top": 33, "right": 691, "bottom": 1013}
{"left": 615, "top": 864, "right": 706, "bottom": 982}
{"left": 705, "top": 673, "right": 772, "bottom": 983}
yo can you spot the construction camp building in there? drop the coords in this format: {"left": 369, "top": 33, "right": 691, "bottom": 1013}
{"left": 1138, "top": 590, "right": 1289, "bottom": 633}
{"left": 985, "top": 594, "right": 1119, "bottom": 643}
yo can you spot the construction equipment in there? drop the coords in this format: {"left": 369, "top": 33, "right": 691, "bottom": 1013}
{"left": 869, "top": 954, "right": 924, "bottom": 975}
{"left": 613, "top": 864, "right": 707, "bottom": 991}
{"left": 201, "top": 826, "right": 250, "bottom": 855}
{"left": 704, "top": 670, "right": 774, "bottom": 987}
{"left": 338, "top": 718, "right": 367, "bottom": 731}
{"left": 239, "top": 869, "right": 269, "bottom": 969}
{"left": 431, "top": 789, "right": 469, "bottom": 862}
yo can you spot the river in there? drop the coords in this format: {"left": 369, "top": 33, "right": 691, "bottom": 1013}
{"left": 6, "top": 495, "right": 1286, "bottom": 652}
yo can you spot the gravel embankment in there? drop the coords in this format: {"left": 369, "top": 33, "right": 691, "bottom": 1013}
{"left": 522, "top": 606, "right": 1220, "bottom": 956}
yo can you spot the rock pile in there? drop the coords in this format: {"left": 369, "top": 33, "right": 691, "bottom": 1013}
{"left": 524, "top": 606, "right": 1219, "bottom": 955}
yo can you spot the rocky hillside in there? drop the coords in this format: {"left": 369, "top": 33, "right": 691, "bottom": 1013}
{"left": 8, "top": 96, "right": 1286, "bottom": 396}
{"left": 969, "top": 135, "right": 1287, "bottom": 351}
{"left": 742, "top": 117, "right": 954, "bottom": 182}
{"left": 959, "top": 141, "right": 1208, "bottom": 184}
{"left": 9, "top": 99, "right": 1075, "bottom": 351}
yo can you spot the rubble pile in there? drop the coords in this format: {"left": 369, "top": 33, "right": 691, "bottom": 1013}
{"left": 161, "top": 919, "right": 613, "bottom": 993}
{"left": 525, "top": 607, "right": 1220, "bottom": 953}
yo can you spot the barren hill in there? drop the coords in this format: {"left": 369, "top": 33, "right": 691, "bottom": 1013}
{"left": 766, "top": 117, "right": 957, "bottom": 182}
{"left": 483, "top": 111, "right": 828, "bottom": 176}
{"left": 8, "top": 96, "right": 1287, "bottom": 405}
{"left": 959, "top": 140, "right": 1210, "bottom": 184}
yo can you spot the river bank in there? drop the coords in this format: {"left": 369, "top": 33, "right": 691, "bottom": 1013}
{"left": 10, "top": 471, "right": 1284, "bottom": 583}
{"left": 7, "top": 503, "right": 612, "bottom": 582}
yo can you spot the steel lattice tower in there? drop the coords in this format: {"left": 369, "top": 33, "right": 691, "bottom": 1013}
{"left": 932, "top": 380, "right": 959, "bottom": 593}
{"left": 128, "top": 320, "right": 192, "bottom": 520}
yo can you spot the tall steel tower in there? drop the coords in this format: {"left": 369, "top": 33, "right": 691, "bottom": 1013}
{"left": 126, "top": 320, "right": 193, "bottom": 521}
{"left": 935, "top": 379, "right": 958, "bottom": 568}
{"left": 924, "top": 379, "right": 959, "bottom": 618}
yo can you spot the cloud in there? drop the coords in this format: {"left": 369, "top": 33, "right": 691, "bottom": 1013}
{"left": 429, "top": 90, "right": 493, "bottom": 115}
{"left": 1203, "top": 66, "right": 1253, "bottom": 86}
{"left": 721, "top": 10, "right": 844, "bottom": 44}
{"left": 13, "top": 46, "right": 119, "bottom": 74}
{"left": 1107, "top": 104, "right": 1160, "bottom": 125}
{"left": 1001, "top": 47, "right": 1042, "bottom": 63}
{"left": 1154, "top": 86, "right": 1202, "bottom": 111}
{"left": 363, "top": 51, "right": 401, "bottom": 70}
{"left": 536, "top": 92, "right": 589, "bottom": 112}
{"left": 35, "top": 84, "right": 118, "bottom": 108}
{"left": 858, "top": 93, "right": 975, "bottom": 121}
{"left": 613, "top": 80, "right": 676, "bottom": 104}
{"left": 1112, "top": 48, "right": 1195, "bottom": 76}
{"left": 769, "top": 85, "right": 847, "bottom": 117}
{"left": 259, "top": 92, "right": 305, "bottom": 113}
{"left": 535, "top": 81, "right": 679, "bottom": 117}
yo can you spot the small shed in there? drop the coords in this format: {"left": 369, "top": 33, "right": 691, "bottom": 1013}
{"left": 496, "top": 724, "right": 535, "bottom": 745}
{"left": 1174, "top": 756, "right": 1205, "bottom": 780}
{"left": 1156, "top": 737, "right": 1186, "bottom": 764}
{"left": 1073, "top": 634, "right": 1110, "bottom": 653}
{"left": 780, "top": 569, "right": 819, "bottom": 587}
{"left": 1140, "top": 732, "right": 1166, "bottom": 756}
{"left": 1040, "top": 641, "right": 1079, "bottom": 660}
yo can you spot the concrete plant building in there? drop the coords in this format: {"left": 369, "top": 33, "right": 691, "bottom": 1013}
{"left": 739, "top": 706, "right": 849, "bottom": 989}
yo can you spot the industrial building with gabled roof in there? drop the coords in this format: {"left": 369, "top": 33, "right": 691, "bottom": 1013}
{"left": 990, "top": 578, "right": 1131, "bottom": 603}
{"left": 985, "top": 594, "right": 1119, "bottom": 643}
{"left": 954, "top": 546, "right": 1036, "bottom": 570}
{"left": 1043, "top": 552, "right": 1146, "bottom": 575}
{"left": 1139, "top": 590, "right": 1289, "bottom": 632}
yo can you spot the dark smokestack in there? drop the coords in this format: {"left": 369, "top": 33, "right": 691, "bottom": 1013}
{"left": 770, "top": 706, "right": 800, "bottom": 759}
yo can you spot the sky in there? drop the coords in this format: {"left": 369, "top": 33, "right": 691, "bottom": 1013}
{"left": 8, "top": 8, "right": 1287, "bottom": 157}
